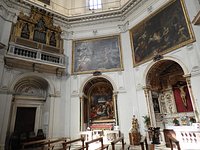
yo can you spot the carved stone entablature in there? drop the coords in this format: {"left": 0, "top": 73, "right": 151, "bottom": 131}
{"left": 11, "top": 7, "right": 63, "bottom": 54}
{"left": 19, "top": 0, "right": 146, "bottom": 26}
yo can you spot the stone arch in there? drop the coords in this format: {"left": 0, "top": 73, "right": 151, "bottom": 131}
{"left": 79, "top": 74, "right": 118, "bottom": 131}
{"left": 9, "top": 72, "right": 55, "bottom": 95}
{"left": 8, "top": 72, "right": 54, "bottom": 143}
{"left": 143, "top": 58, "right": 195, "bottom": 128}
{"left": 13, "top": 76, "right": 48, "bottom": 98}
{"left": 143, "top": 56, "right": 189, "bottom": 86}
{"left": 79, "top": 74, "right": 118, "bottom": 95}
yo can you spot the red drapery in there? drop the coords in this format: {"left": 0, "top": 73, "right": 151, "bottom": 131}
{"left": 173, "top": 86, "right": 193, "bottom": 112}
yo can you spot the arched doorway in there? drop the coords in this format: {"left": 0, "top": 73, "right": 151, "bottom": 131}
{"left": 80, "top": 77, "right": 118, "bottom": 131}
{"left": 8, "top": 76, "right": 48, "bottom": 149}
{"left": 145, "top": 60, "right": 195, "bottom": 128}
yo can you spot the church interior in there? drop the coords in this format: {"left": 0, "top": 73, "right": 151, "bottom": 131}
{"left": 0, "top": 0, "right": 200, "bottom": 149}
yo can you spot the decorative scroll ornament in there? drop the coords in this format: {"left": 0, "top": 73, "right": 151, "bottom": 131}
{"left": 153, "top": 49, "right": 163, "bottom": 62}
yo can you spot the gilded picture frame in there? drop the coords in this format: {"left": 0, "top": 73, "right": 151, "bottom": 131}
{"left": 72, "top": 35, "right": 123, "bottom": 74}
{"left": 130, "top": 0, "right": 195, "bottom": 66}
{"left": 89, "top": 84, "right": 115, "bottom": 123}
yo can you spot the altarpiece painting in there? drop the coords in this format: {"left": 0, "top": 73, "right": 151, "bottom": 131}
{"left": 130, "top": 0, "right": 195, "bottom": 66}
{"left": 89, "top": 84, "right": 115, "bottom": 123}
{"left": 72, "top": 35, "right": 123, "bottom": 74}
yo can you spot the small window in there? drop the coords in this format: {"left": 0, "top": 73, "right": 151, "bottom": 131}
{"left": 89, "top": 0, "right": 102, "bottom": 10}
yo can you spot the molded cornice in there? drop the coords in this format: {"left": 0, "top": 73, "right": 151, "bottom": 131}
{"left": 2, "top": 0, "right": 149, "bottom": 26}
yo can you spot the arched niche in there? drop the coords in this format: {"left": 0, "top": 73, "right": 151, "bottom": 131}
{"left": 145, "top": 60, "right": 196, "bottom": 128}
{"left": 9, "top": 75, "right": 49, "bottom": 141}
{"left": 80, "top": 77, "right": 118, "bottom": 131}
{"left": 13, "top": 76, "right": 49, "bottom": 99}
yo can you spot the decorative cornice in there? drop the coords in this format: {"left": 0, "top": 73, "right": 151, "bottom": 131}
{"left": 5, "top": 0, "right": 148, "bottom": 26}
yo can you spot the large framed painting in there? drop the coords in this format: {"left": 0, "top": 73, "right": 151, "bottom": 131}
{"left": 72, "top": 35, "right": 123, "bottom": 74}
{"left": 130, "top": 0, "right": 195, "bottom": 66}
{"left": 89, "top": 84, "right": 115, "bottom": 123}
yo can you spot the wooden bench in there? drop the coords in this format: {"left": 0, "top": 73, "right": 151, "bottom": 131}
{"left": 111, "top": 136, "right": 130, "bottom": 150}
{"left": 167, "top": 135, "right": 181, "bottom": 150}
{"left": 140, "top": 136, "right": 148, "bottom": 150}
{"left": 62, "top": 137, "right": 85, "bottom": 150}
{"left": 85, "top": 137, "right": 109, "bottom": 150}
{"left": 21, "top": 138, "right": 48, "bottom": 149}
{"left": 40, "top": 137, "right": 69, "bottom": 150}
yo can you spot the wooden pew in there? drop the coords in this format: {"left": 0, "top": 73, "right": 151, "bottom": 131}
{"left": 62, "top": 137, "right": 85, "bottom": 150}
{"left": 111, "top": 136, "right": 130, "bottom": 150}
{"left": 21, "top": 138, "right": 48, "bottom": 149}
{"left": 167, "top": 135, "right": 181, "bottom": 150}
{"left": 41, "top": 137, "right": 68, "bottom": 150}
{"left": 85, "top": 137, "right": 109, "bottom": 150}
{"left": 140, "top": 136, "right": 148, "bottom": 150}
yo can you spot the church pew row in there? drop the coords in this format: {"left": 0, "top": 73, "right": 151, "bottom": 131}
{"left": 111, "top": 136, "right": 130, "bottom": 150}
{"left": 21, "top": 137, "right": 69, "bottom": 150}
{"left": 41, "top": 137, "right": 69, "bottom": 150}
{"left": 167, "top": 135, "right": 181, "bottom": 150}
{"left": 139, "top": 136, "right": 148, "bottom": 150}
{"left": 21, "top": 138, "right": 48, "bottom": 149}
{"left": 21, "top": 137, "right": 85, "bottom": 150}
{"left": 85, "top": 137, "right": 109, "bottom": 150}
{"left": 62, "top": 137, "right": 85, "bottom": 150}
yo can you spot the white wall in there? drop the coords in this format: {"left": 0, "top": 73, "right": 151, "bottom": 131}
{"left": 0, "top": 0, "right": 200, "bottom": 149}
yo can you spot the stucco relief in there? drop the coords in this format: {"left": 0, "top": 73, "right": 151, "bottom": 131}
{"left": 158, "top": 94, "right": 167, "bottom": 114}
{"left": 15, "top": 84, "right": 46, "bottom": 97}
{"left": 20, "top": 86, "right": 45, "bottom": 97}
{"left": 164, "top": 90, "right": 177, "bottom": 114}
{"left": 158, "top": 90, "right": 177, "bottom": 115}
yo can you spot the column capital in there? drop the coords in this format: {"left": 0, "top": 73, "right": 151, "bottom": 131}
{"left": 118, "top": 21, "right": 129, "bottom": 33}
{"left": 61, "top": 31, "right": 74, "bottom": 40}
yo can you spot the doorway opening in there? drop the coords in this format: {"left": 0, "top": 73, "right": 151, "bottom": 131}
{"left": 14, "top": 107, "right": 36, "bottom": 134}
{"left": 8, "top": 75, "right": 49, "bottom": 149}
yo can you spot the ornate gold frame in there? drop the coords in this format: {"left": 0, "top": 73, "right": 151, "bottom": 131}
{"left": 129, "top": 0, "right": 195, "bottom": 67}
{"left": 72, "top": 35, "right": 124, "bottom": 75}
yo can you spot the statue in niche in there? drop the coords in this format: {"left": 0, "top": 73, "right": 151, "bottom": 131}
{"left": 33, "top": 18, "right": 46, "bottom": 44}
{"left": 21, "top": 23, "right": 30, "bottom": 39}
